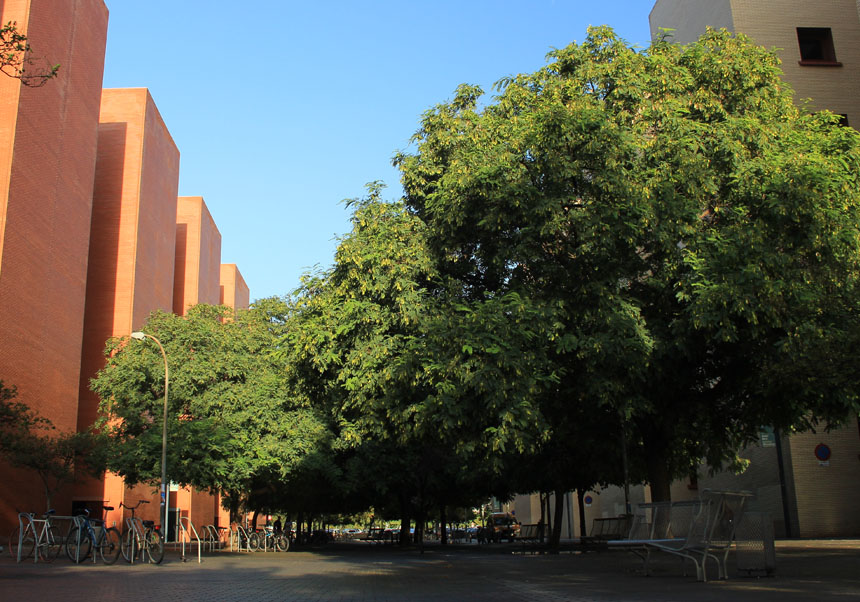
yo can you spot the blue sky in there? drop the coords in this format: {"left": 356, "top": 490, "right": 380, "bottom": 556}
{"left": 101, "top": 1, "right": 655, "bottom": 301}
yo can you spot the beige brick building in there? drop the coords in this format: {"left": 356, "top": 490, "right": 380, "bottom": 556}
{"left": 645, "top": 0, "right": 860, "bottom": 538}
{"left": 649, "top": 0, "right": 860, "bottom": 126}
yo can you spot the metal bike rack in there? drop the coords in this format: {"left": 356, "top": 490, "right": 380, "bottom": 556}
{"left": 125, "top": 516, "right": 145, "bottom": 565}
{"left": 16, "top": 512, "right": 35, "bottom": 564}
{"left": 67, "top": 514, "right": 89, "bottom": 564}
{"left": 231, "top": 525, "right": 254, "bottom": 552}
{"left": 178, "top": 516, "right": 202, "bottom": 563}
{"left": 203, "top": 525, "right": 222, "bottom": 552}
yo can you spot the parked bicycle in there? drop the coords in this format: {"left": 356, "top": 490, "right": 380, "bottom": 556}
{"left": 8, "top": 510, "right": 62, "bottom": 562}
{"left": 249, "top": 526, "right": 289, "bottom": 552}
{"left": 66, "top": 506, "right": 121, "bottom": 564}
{"left": 119, "top": 500, "right": 164, "bottom": 564}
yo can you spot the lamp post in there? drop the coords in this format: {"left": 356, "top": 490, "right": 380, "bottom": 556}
{"left": 130, "top": 331, "right": 170, "bottom": 542}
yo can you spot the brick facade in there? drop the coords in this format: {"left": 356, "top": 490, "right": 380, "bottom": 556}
{"left": 0, "top": 0, "right": 108, "bottom": 529}
{"left": 220, "top": 263, "right": 250, "bottom": 310}
{"left": 0, "top": 3, "right": 252, "bottom": 537}
{"left": 649, "top": 0, "right": 860, "bottom": 537}
{"left": 76, "top": 88, "right": 180, "bottom": 529}
{"left": 173, "top": 196, "right": 223, "bottom": 529}
{"left": 174, "top": 196, "right": 222, "bottom": 315}
{"left": 650, "top": 0, "right": 860, "bottom": 126}
{"left": 784, "top": 423, "right": 860, "bottom": 537}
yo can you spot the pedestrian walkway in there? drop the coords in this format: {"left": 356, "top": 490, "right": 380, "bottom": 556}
{"left": 0, "top": 540, "right": 857, "bottom": 601}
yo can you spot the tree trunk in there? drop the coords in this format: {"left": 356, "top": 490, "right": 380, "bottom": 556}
{"left": 576, "top": 488, "right": 587, "bottom": 539}
{"left": 537, "top": 492, "right": 546, "bottom": 543}
{"left": 547, "top": 491, "right": 565, "bottom": 552}
{"left": 399, "top": 495, "right": 411, "bottom": 546}
{"left": 251, "top": 509, "right": 260, "bottom": 532}
{"left": 544, "top": 492, "right": 553, "bottom": 535}
{"left": 40, "top": 472, "right": 52, "bottom": 512}
{"left": 296, "top": 511, "right": 305, "bottom": 546}
{"left": 415, "top": 504, "right": 425, "bottom": 551}
{"left": 440, "top": 504, "right": 447, "bottom": 546}
{"left": 646, "top": 450, "right": 672, "bottom": 502}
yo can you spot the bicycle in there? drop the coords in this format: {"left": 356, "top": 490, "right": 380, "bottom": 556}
{"left": 252, "top": 526, "right": 289, "bottom": 552}
{"left": 9, "top": 510, "right": 62, "bottom": 562}
{"left": 66, "top": 506, "right": 121, "bottom": 564}
{"left": 120, "top": 499, "right": 164, "bottom": 564}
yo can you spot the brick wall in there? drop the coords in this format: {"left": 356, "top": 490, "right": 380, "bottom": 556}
{"left": 76, "top": 88, "right": 180, "bottom": 525}
{"left": 0, "top": 0, "right": 107, "bottom": 529}
{"left": 649, "top": 0, "right": 733, "bottom": 43}
{"left": 650, "top": 0, "right": 860, "bottom": 125}
{"left": 219, "top": 263, "right": 250, "bottom": 310}
{"left": 786, "top": 420, "right": 860, "bottom": 537}
{"left": 174, "top": 196, "right": 222, "bottom": 315}
{"left": 730, "top": 0, "right": 860, "bottom": 125}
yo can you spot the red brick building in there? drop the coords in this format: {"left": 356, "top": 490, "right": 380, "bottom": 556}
{"left": 220, "top": 264, "right": 250, "bottom": 311}
{"left": 76, "top": 87, "right": 181, "bottom": 530}
{"left": 0, "top": 1, "right": 250, "bottom": 536}
{"left": 0, "top": 0, "right": 108, "bottom": 529}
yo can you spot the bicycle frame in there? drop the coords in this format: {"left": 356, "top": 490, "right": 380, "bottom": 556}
{"left": 16, "top": 511, "right": 58, "bottom": 564}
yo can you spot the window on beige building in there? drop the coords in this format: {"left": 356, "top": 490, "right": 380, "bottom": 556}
{"left": 797, "top": 27, "right": 841, "bottom": 65}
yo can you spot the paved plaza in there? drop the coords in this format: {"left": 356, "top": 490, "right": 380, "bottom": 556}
{"left": 0, "top": 540, "right": 858, "bottom": 601}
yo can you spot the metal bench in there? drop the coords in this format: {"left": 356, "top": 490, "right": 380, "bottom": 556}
{"left": 607, "top": 490, "right": 753, "bottom": 582}
{"left": 360, "top": 527, "right": 389, "bottom": 544}
{"left": 581, "top": 515, "right": 631, "bottom": 550}
{"left": 514, "top": 523, "right": 544, "bottom": 554}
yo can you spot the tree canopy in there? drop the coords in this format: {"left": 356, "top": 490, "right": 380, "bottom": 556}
{"left": 395, "top": 26, "right": 860, "bottom": 500}
{"left": 91, "top": 302, "right": 331, "bottom": 519}
{"left": 88, "top": 26, "right": 860, "bottom": 528}
{"left": 0, "top": 381, "right": 100, "bottom": 510}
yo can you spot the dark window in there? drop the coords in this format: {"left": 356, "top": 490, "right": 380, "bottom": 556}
{"left": 797, "top": 27, "right": 841, "bottom": 65}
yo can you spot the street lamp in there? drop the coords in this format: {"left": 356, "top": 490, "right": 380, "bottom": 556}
{"left": 130, "top": 331, "right": 170, "bottom": 542}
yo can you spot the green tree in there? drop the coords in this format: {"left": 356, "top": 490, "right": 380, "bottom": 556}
{"left": 0, "top": 381, "right": 101, "bottom": 510}
{"left": 396, "top": 27, "right": 860, "bottom": 501}
{"left": 91, "top": 302, "right": 329, "bottom": 515}
{"left": 283, "top": 184, "right": 552, "bottom": 540}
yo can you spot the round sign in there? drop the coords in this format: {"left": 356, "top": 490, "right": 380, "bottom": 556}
{"left": 584, "top": 495, "right": 593, "bottom": 506}
{"left": 814, "top": 443, "right": 832, "bottom": 462}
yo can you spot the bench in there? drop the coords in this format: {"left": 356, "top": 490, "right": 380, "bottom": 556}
{"left": 607, "top": 490, "right": 753, "bottom": 582}
{"left": 514, "top": 523, "right": 544, "bottom": 553}
{"left": 581, "top": 516, "right": 631, "bottom": 550}
{"left": 360, "top": 527, "right": 392, "bottom": 544}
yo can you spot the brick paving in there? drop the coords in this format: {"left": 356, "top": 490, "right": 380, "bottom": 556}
{"left": 0, "top": 540, "right": 857, "bottom": 601}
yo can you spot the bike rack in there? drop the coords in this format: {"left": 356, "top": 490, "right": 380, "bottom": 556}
{"left": 178, "top": 516, "right": 202, "bottom": 563}
{"left": 89, "top": 520, "right": 107, "bottom": 564}
{"left": 231, "top": 524, "right": 254, "bottom": 552}
{"left": 203, "top": 525, "right": 221, "bottom": 552}
{"left": 15, "top": 512, "right": 75, "bottom": 564}
{"left": 68, "top": 514, "right": 89, "bottom": 564}
{"left": 125, "top": 517, "right": 145, "bottom": 565}
{"left": 16, "top": 512, "right": 35, "bottom": 564}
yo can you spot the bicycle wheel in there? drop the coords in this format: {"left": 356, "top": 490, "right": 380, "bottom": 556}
{"left": 40, "top": 526, "right": 63, "bottom": 562}
{"left": 9, "top": 526, "right": 35, "bottom": 560}
{"left": 275, "top": 534, "right": 290, "bottom": 552}
{"left": 248, "top": 531, "right": 261, "bottom": 552}
{"left": 100, "top": 527, "right": 121, "bottom": 565}
{"left": 144, "top": 529, "right": 164, "bottom": 564}
{"left": 65, "top": 526, "right": 91, "bottom": 563}
{"left": 121, "top": 529, "right": 138, "bottom": 563}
